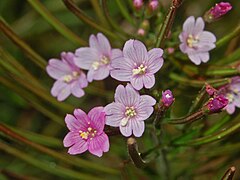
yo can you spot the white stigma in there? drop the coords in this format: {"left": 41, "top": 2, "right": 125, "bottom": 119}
{"left": 120, "top": 117, "right": 129, "bottom": 127}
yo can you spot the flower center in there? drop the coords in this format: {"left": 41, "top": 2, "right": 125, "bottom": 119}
{"left": 132, "top": 64, "right": 147, "bottom": 75}
{"left": 121, "top": 107, "right": 137, "bottom": 127}
{"left": 63, "top": 71, "right": 80, "bottom": 83}
{"left": 91, "top": 56, "right": 110, "bottom": 70}
{"left": 79, "top": 127, "right": 97, "bottom": 140}
{"left": 187, "top": 34, "right": 199, "bottom": 48}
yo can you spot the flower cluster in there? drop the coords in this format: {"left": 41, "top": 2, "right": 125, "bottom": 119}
{"left": 45, "top": 6, "right": 235, "bottom": 158}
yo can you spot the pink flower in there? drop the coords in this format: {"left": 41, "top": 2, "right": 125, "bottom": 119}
{"left": 74, "top": 33, "right": 122, "bottom": 82}
{"left": 46, "top": 52, "right": 88, "bottom": 101}
{"left": 110, "top": 40, "right": 164, "bottom": 90}
{"left": 179, "top": 16, "right": 216, "bottom": 65}
{"left": 63, "top": 107, "right": 109, "bottom": 157}
{"left": 104, "top": 84, "right": 156, "bottom": 137}
{"left": 204, "top": 2, "right": 232, "bottom": 22}
{"left": 218, "top": 76, "right": 240, "bottom": 114}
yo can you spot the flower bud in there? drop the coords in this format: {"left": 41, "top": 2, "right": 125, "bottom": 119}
{"left": 205, "top": 84, "right": 217, "bottom": 96}
{"left": 137, "top": 28, "right": 145, "bottom": 36}
{"left": 207, "top": 94, "right": 228, "bottom": 113}
{"left": 133, "top": 0, "right": 144, "bottom": 10}
{"left": 161, "top": 89, "right": 174, "bottom": 107}
{"left": 204, "top": 2, "right": 232, "bottom": 23}
{"left": 148, "top": 0, "right": 159, "bottom": 12}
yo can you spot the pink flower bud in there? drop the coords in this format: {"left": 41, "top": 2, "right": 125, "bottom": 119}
{"left": 137, "top": 28, "right": 145, "bottom": 36}
{"left": 204, "top": 2, "right": 232, "bottom": 22}
{"left": 148, "top": 0, "right": 159, "bottom": 11}
{"left": 161, "top": 90, "right": 174, "bottom": 107}
{"left": 133, "top": 0, "right": 144, "bottom": 10}
{"left": 207, "top": 94, "right": 228, "bottom": 113}
{"left": 205, "top": 84, "right": 217, "bottom": 96}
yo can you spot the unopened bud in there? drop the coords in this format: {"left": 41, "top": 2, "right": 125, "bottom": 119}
{"left": 133, "top": 0, "right": 144, "bottom": 10}
{"left": 206, "top": 94, "right": 228, "bottom": 113}
{"left": 205, "top": 84, "right": 217, "bottom": 96}
{"left": 161, "top": 90, "right": 174, "bottom": 107}
{"left": 137, "top": 28, "right": 145, "bottom": 36}
{"left": 204, "top": 2, "right": 232, "bottom": 23}
{"left": 148, "top": 0, "right": 159, "bottom": 11}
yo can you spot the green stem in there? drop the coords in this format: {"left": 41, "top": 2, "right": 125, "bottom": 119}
{"left": 115, "top": 0, "right": 135, "bottom": 26}
{"left": 63, "top": 0, "right": 118, "bottom": 40}
{"left": 0, "top": 141, "right": 102, "bottom": 180}
{"left": 155, "top": 0, "right": 183, "bottom": 48}
{"left": 170, "top": 73, "right": 230, "bottom": 87}
{"left": 27, "top": 0, "right": 87, "bottom": 46}
{"left": 0, "top": 76, "right": 65, "bottom": 125}
{"left": 216, "top": 24, "right": 240, "bottom": 49}
{"left": 0, "top": 123, "right": 119, "bottom": 175}
{"left": 205, "top": 68, "right": 239, "bottom": 76}
{"left": 203, "top": 115, "right": 230, "bottom": 136}
{"left": 101, "top": 0, "right": 130, "bottom": 38}
{"left": 5, "top": 124, "right": 61, "bottom": 148}
{"left": 0, "top": 17, "right": 46, "bottom": 69}
{"left": 173, "top": 114, "right": 240, "bottom": 146}
{"left": 188, "top": 85, "right": 206, "bottom": 114}
{"left": 217, "top": 48, "right": 240, "bottom": 65}
{"left": 90, "top": 0, "right": 110, "bottom": 28}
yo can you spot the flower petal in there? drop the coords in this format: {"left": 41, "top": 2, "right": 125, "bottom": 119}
{"left": 65, "top": 114, "right": 81, "bottom": 131}
{"left": 131, "top": 120, "right": 145, "bottom": 137}
{"left": 87, "top": 65, "right": 109, "bottom": 82}
{"left": 199, "top": 31, "right": 216, "bottom": 43}
{"left": 51, "top": 80, "right": 71, "bottom": 101}
{"left": 68, "top": 139, "right": 88, "bottom": 155}
{"left": 88, "top": 106, "right": 105, "bottom": 133}
{"left": 105, "top": 102, "right": 125, "bottom": 127}
{"left": 88, "top": 133, "right": 109, "bottom": 157}
{"left": 97, "top": 33, "right": 111, "bottom": 56}
{"left": 78, "top": 72, "right": 88, "bottom": 88}
{"left": 199, "top": 52, "right": 209, "bottom": 63}
{"left": 111, "top": 48, "right": 123, "bottom": 59}
{"left": 74, "top": 47, "right": 99, "bottom": 70}
{"left": 119, "top": 121, "right": 132, "bottom": 137}
{"left": 63, "top": 131, "right": 81, "bottom": 147}
{"left": 46, "top": 59, "right": 71, "bottom": 79}
{"left": 193, "top": 17, "right": 204, "bottom": 35}
{"left": 225, "top": 103, "right": 235, "bottom": 114}
{"left": 130, "top": 76, "right": 144, "bottom": 90}
{"left": 123, "top": 39, "right": 148, "bottom": 64}
{"left": 135, "top": 95, "right": 156, "bottom": 121}
{"left": 70, "top": 81, "right": 85, "bottom": 98}
{"left": 147, "top": 48, "right": 164, "bottom": 74}
{"left": 143, "top": 74, "right": 155, "bottom": 89}
{"left": 114, "top": 84, "right": 140, "bottom": 106}
{"left": 183, "top": 16, "right": 195, "bottom": 34}
{"left": 188, "top": 53, "right": 201, "bottom": 65}
{"left": 110, "top": 57, "right": 133, "bottom": 81}
{"left": 73, "top": 109, "right": 90, "bottom": 130}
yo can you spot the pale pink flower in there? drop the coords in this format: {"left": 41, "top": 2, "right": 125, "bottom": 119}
{"left": 110, "top": 39, "right": 164, "bottom": 90}
{"left": 46, "top": 52, "right": 88, "bottom": 101}
{"left": 74, "top": 33, "right": 122, "bottom": 82}
{"left": 63, "top": 107, "right": 109, "bottom": 157}
{"left": 179, "top": 16, "right": 216, "bottom": 65}
{"left": 104, "top": 84, "right": 156, "bottom": 137}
